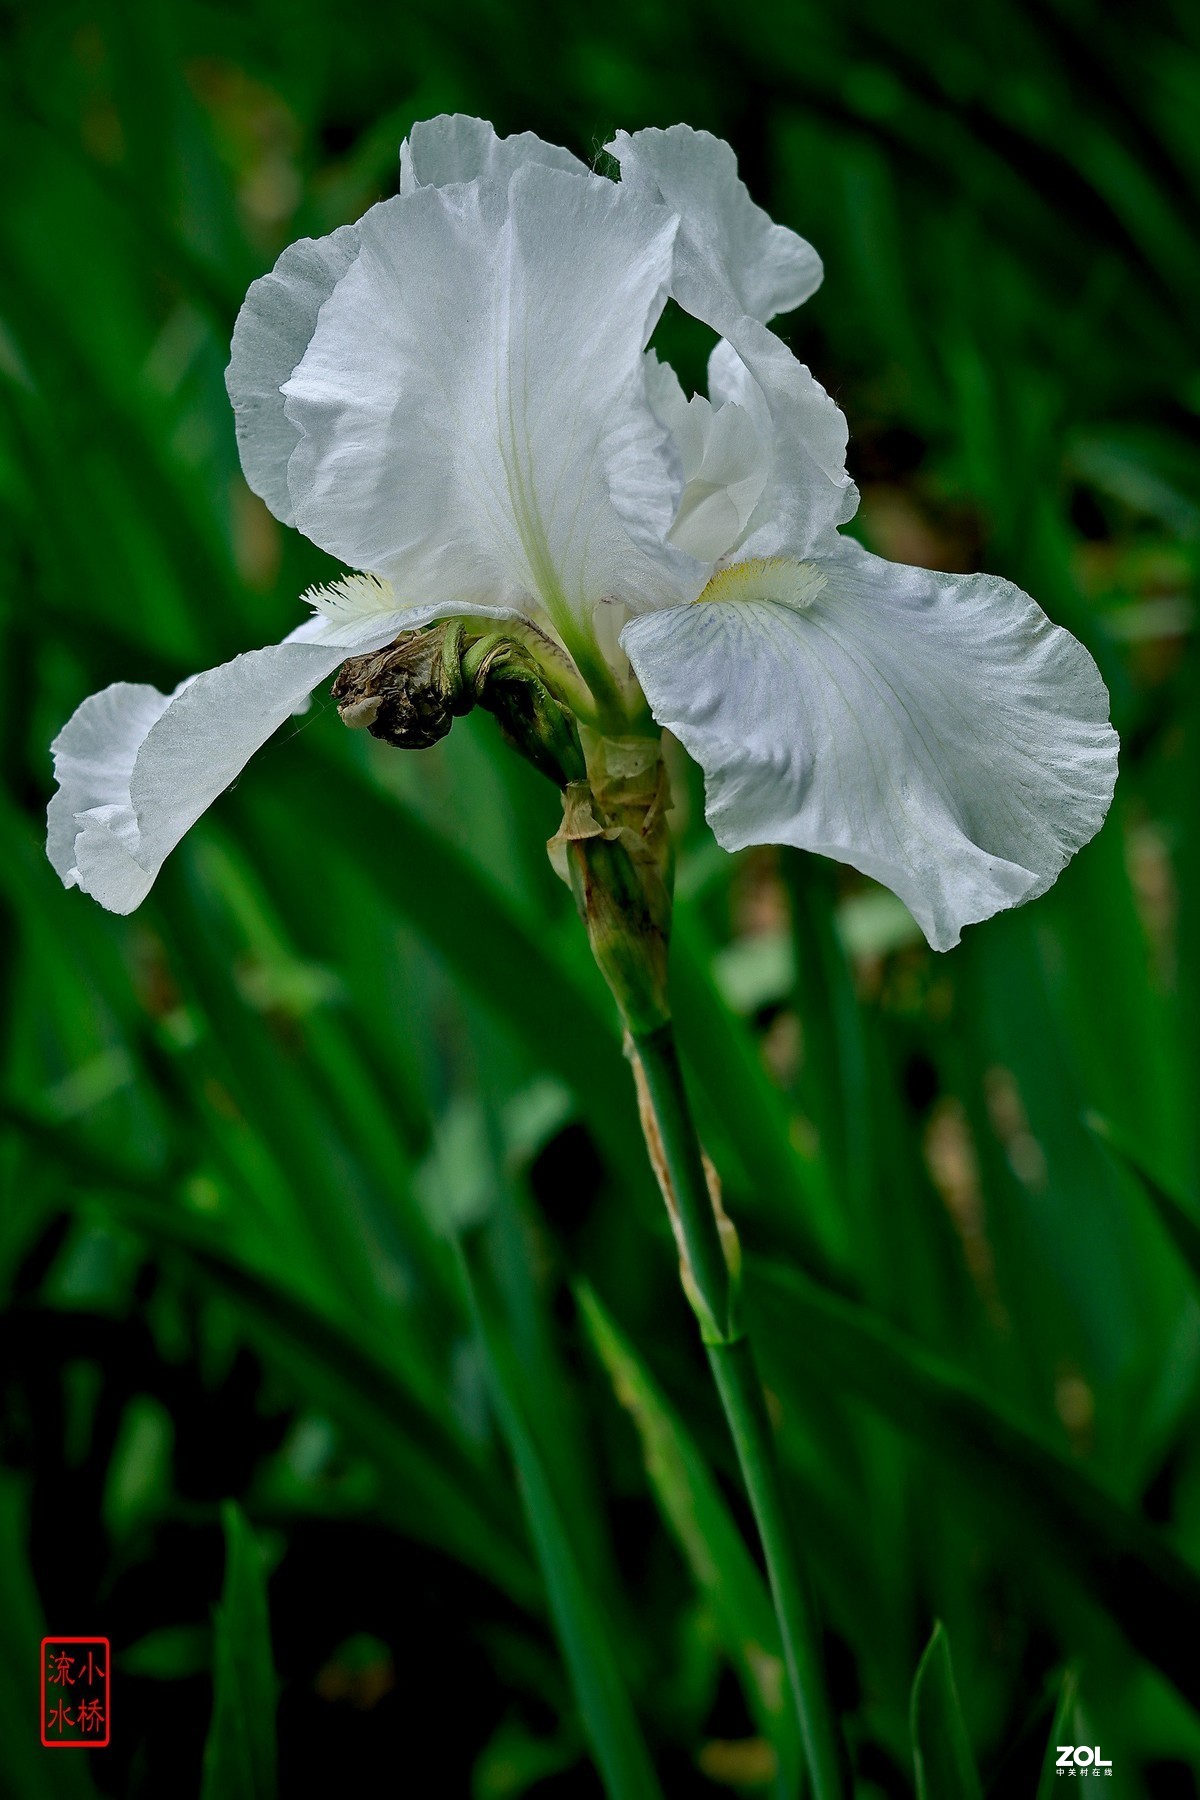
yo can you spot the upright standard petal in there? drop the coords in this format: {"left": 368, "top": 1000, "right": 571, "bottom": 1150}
{"left": 47, "top": 616, "right": 406, "bottom": 914}
{"left": 607, "top": 126, "right": 822, "bottom": 323}
{"left": 645, "top": 352, "right": 768, "bottom": 563}
{"left": 622, "top": 546, "right": 1118, "bottom": 951}
{"left": 611, "top": 130, "right": 857, "bottom": 558}
{"left": 282, "top": 164, "right": 696, "bottom": 652}
{"left": 225, "top": 224, "right": 361, "bottom": 526}
{"left": 399, "top": 113, "right": 588, "bottom": 193}
{"left": 704, "top": 336, "right": 856, "bottom": 561}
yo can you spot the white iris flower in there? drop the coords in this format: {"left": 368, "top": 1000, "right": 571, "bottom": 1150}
{"left": 46, "top": 116, "right": 1117, "bottom": 950}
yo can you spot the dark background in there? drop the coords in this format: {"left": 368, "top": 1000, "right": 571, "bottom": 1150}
{"left": 2, "top": 0, "right": 1199, "bottom": 1793}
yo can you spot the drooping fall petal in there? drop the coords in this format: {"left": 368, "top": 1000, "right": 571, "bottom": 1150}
{"left": 48, "top": 613, "right": 406, "bottom": 914}
{"left": 622, "top": 544, "right": 1118, "bottom": 950}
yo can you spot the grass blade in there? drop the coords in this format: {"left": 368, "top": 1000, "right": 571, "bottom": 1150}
{"left": 578, "top": 1282, "right": 800, "bottom": 1794}
{"left": 45, "top": 1178, "right": 536, "bottom": 1606}
{"left": 462, "top": 1247, "right": 664, "bottom": 1800}
{"left": 235, "top": 752, "right": 651, "bottom": 1196}
{"left": 200, "top": 1502, "right": 278, "bottom": 1800}
{"left": 910, "top": 1623, "right": 982, "bottom": 1800}
{"left": 1087, "top": 1112, "right": 1200, "bottom": 1289}
{"left": 0, "top": 1476, "right": 99, "bottom": 1800}
{"left": 748, "top": 1259, "right": 1200, "bottom": 1708}
{"left": 1037, "top": 1671, "right": 1080, "bottom": 1800}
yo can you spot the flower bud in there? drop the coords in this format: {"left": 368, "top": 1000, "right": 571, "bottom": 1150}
{"left": 461, "top": 637, "right": 586, "bottom": 788}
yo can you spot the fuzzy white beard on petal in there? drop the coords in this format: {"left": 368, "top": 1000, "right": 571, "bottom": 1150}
{"left": 302, "top": 570, "right": 397, "bottom": 623}
{"left": 695, "top": 556, "right": 827, "bottom": 611}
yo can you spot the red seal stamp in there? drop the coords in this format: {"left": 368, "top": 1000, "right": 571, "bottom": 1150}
{"left": 40, "top": 1637, "right": 110, "bottom": 1748}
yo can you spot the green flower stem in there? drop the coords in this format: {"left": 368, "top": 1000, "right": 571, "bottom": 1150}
{"left": 630, "top": 1022, "right": 848, "bottom": 1800}
{"left": 630, "top": 1025, "right": 733, "bottom": 1340}
{"left": 705, "top": 1340, "right": 845, "bottom": 1800}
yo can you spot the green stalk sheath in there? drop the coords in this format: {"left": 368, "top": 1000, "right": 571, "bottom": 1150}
{"left": 631, "top": 1023, "right": 848, "bottom": 1800}
{"left": 632, "top": 1026, "right": 732, "bottom": 1339}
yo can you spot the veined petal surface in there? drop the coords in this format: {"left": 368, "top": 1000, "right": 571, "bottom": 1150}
{"left": 705, "top": 335, "right": 856, "bottom": 561}
{"left": 607, "top": 125, "right": 822, "bottom": 323}
{"left": 400, "top": 113, "right": 588, "bottom": 192}
{"left": 645, "top": 352, "right": 768, "bottom": 562}
{"left": 47, "top": 616, "right": 404, "bottom": 914}
{"left": 225, "top": 224, "right": 361, "bottom": 527}
{"left": 282, "top": 164, "right": 696, "bottom": 643}
{"left": 611, "top": 129, "right": 857, "bottom": 558}
{"left": 47, "top": 683, "right": 174, "bottom": 902}
{"left": 622, "top": 544, "right": 1119, "bottom": 950}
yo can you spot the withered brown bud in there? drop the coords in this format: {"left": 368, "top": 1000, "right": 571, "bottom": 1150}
{"left": 331, "top": 620, "right": 585, "bottom": 787}
{"left": 331, "top": 625, "right": 467, "bottom": 749}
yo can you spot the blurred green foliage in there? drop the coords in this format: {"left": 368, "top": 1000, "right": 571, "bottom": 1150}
{"left": 1, "top": 0, "right": 1199, "bottom": 1793}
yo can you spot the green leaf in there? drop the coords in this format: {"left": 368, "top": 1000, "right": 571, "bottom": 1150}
{"left": 748, "top": 1258, "right": 1200, "bottom": 1710}
{"left": 119, "top": 1625, "right": 211, "bottom": 1680}
{"left": 234, "top": 751, "right": 652, "bottom": 1199}
{"left": 0, "top": 1475, "right": 99, "bottom": 1800}
{"left": 1037, "top": 1670, "right": 1080, "bottom": 1800}
{"left": 578, "top": 1283, "right": 800, "bottom": 1793}
{"left": 1086, "top": 1112, "right": 1200, "bottom": 1290}
{"left": 41, "top": 1170, "right": 536, "bottom": 1606}
{"left": 200, "top": 1502, "right": 278, "bottom": 1800}
{"left": 146, "top": 1220, "right": 535, "bottom": 1604}
{"left": 910, "top": 1624, "right": 982, "bottom": 1800}
{"left": 462, "top": 1248, "right": 664, "bottom": 1800}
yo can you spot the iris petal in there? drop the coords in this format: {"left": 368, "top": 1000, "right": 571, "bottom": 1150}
{"left": 609, "top": 127, "right": 857, "bottom": 558}
{"left": 607, "top": 125, "right": 822, "bottom": 324}
{"left": 399, "top": 113, "right": 588, "bottom": 192}
{"left": 622, "top": 543, "right": 1118, "bottom": 950}
{"left": 645, "top": 352, "right": 768, "bottom": 562}
{"left": 47, "top": 615, "right": 406, "bottom": 914}
{"left": 225, "top": 224, "right": 361, "bottom": 527}
{"left": 281, "top": 164, "right": 695, "bottom": 652}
